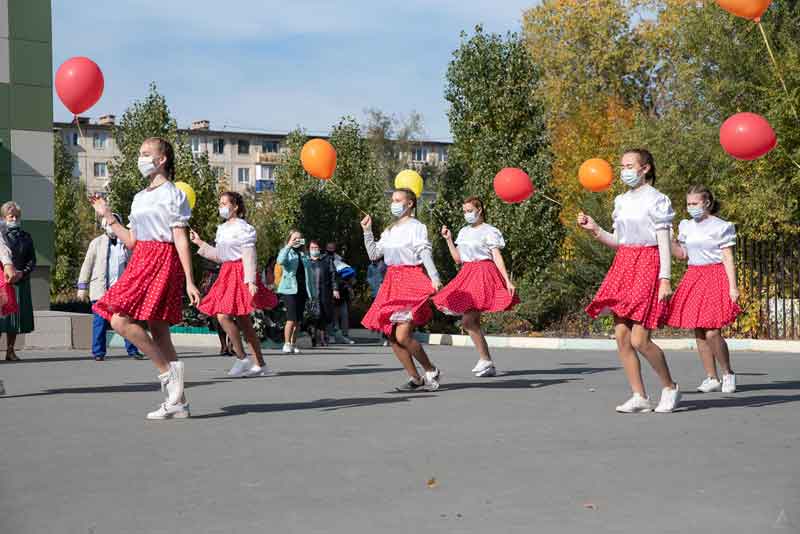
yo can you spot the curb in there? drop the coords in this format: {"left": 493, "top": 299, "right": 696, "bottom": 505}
{"left": 109, "top": 330, "right": 800, "bottom": 354}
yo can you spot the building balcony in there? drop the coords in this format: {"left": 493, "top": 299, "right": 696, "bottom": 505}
{"left": 258, "top": 152, "right": 282, "bottom": 164}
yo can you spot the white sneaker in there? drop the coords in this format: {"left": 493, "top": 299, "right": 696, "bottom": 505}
{"left": 342, "top": 336, "right": 356, "bottom": 345}
{"left": 722, "top": 373, "right": 736, "bottom": 393}
{"left": 159, "top": 361, "right": 185, "bottom": 405}
{"left": 382, "top": 340, "right": 389, "bottom": 347}
{"left": 147, "top": 401, "right": 191, "bottom": 420}
{"left": 696, "top": 377, "right": 722, "bottom": 393}
{"left": 227, "top": 357, "right": 252, "bottom": 378}
{"left": 282, "top": 343, "right": 293, "bottom": 354}
{"left": 245, "top": 364, "right": 275, "bottom": 377}
{"left": 472, "top": 359, "right": 495, "bottom": 375}
{"left": 615, "top": 393, "right": 653, "bottom": 413}
{"left": 292, "top": 346, "right": 301, "bottom": 354}
{"left": 423, "top": 368, "right": 441, "bottom": 391}
{"left": 654, "top": 385, "right": 682, "bottom": 413}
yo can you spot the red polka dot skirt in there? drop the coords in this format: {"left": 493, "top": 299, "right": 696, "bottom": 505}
{"left": 433, "top": 260, "right": 519, "bottom": 315}
{"left": 585, "top": 245, "right": 668, "bottom": 330}
{"left": 93, "top": 241, "right": 184, "bottom": 324}
{"left": 0, "top": 266, "right": 18, "bottom": 317}
{"left": 667, "top": 263, "right": 741, "bottom": 329}
{"left": 362, "top": 265, "right": 435, "bottom": 335}
{"left": 198, "top": 260, "right": 278, "bottom": 317}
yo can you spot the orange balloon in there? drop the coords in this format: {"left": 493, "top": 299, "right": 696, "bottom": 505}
{"left": 578, "top": 159, "right": 613, "bottom": 193}
{"left": 715, "top": 0, "right": 771, "bottom": 20}
{"left": 301, "top": 138, "right": 337, "bottom": 180}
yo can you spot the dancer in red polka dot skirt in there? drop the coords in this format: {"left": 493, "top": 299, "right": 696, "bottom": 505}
{"left": 91, "top": 138, "right": 201, "bottom": 420}
{"left": 433, "top": 196, "right": 518, "bottom": 378}
{"left": 361, "top": 188, "right": 443, "bottom": 392}
{"left": 579, "top": 149, "right": 681, "bottom": 414}
{"left": 191, "top": 191, "right": 277, "bottom": 378}
{"left": 668, "top": 185, "right": 740, "bottom": 394}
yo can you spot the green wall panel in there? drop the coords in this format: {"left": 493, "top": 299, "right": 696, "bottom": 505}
{"left": 10, "top": 39, "right": 51, "bottom": 86}
{"left": 8, "top": 0, "right": 51, "bottom": 43}
{"left": 22, "top": 219, "right": 53, "bottom": 267}
{"left": 0, "top": 128, "right": 11, "bottom": 202}
{"left": 10, "top": 83, "right": 51, "bottom": 131}
{"left": 0, "top": 83, "right": 8, "bottom": 128}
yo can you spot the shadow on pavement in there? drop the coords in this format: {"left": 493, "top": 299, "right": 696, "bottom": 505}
{"left": 277, "top": 367, "right": 403, "bottom": 377}
{"left": 681, "top": 392, "right": 800, "bottom": 411}
{"left": 501, "top": 366, "right": 620, "bottom": 377}
{"left": 440, "top": 377, "right": 579, "bottom": 392}
{"left": 193, "top": 395, "right": 436, "bottom": 419}
{"left": 2, "top": 380, "right": 230, "bottom": 399}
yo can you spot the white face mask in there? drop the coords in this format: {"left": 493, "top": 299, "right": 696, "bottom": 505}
{"left": 219, "top": 206, "right": 231, "bottom": 220}
{"left": 137, "top": 156, "right": 157, "bottom": 178}
{"left": 620, "top": 169, "right": 642, "bottom": 187}
{"left": 464, "top": 211, "right": 479, "bottom": 224}
{"left": 103, "top": 224, "right": 115, "bottom": 237}
{"left": 5, "top": 221, "right": 18, "bottom": 229}
{"left": 390, "top": 202, "right": 407, "bottom": 218}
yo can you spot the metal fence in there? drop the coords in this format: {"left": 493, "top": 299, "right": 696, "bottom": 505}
{"left": 734, "top": 235, "right": 800, "bottom": 339}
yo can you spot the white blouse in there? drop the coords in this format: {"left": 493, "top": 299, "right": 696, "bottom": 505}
{"left": 214, "top": 218, "right": 257, "bottom": 262}
{"left": 455, "top": 223, "right": 505, "bottom": 262}
{"left": 677, "top": 216, "right": 736, "bottom": 266}
{"left": 128, "top": 181, "right": 191, "bottom": 242}
{"left": 374, "top": 218, "right": 431, "bottom": 266}
{"left": 612, "top": 184, "right": 675, "bottom": 245}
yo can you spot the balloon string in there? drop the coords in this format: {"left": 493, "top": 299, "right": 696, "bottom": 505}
{"left": 74, "top": 115, "right": 83, "bottom": 138}
{"left": 757, "top": 21, "right": 799, "bottom": 120}
{"left": 540, "top": 193, "right": 563, "bottom": 207}
{"left": 777, "top": 145, "right": 800, "bottom": 170}
{"left": 327, "top": 178, "right": 369, "bottom": 216}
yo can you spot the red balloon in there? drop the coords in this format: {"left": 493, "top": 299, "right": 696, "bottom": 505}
{"left": 719, "top": 112, "right": 776, "bottom": 160}
{"left": 55, "top": 57, "right": 104, "bottom": 115}
{"left": 493, "top": 168, "right": 534, "bottom": 204}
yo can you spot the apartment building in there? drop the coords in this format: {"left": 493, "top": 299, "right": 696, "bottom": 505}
{"left": 54, "top": 118, "right": 451, "bottom": 195}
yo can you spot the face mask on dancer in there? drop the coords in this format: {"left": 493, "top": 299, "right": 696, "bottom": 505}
{"left": 464, "top": 211, "right": 479, "bottom": 225}
{"left": 687, "top": 206, "right": 706, "bottom": 221}
{"left": 620, "top": 169, "right": 642, "bottom": 188}
{"left": 310, "top": 250, "right": 321, "bottom": 259}
{"left": 137, "top": 156, "right": 157, "bottom": 178}
{"left": 219, "top": 206, "right": 231, "bottom": 220}
{"left": 390, "top": 202, "right": 407, "bottom": 218}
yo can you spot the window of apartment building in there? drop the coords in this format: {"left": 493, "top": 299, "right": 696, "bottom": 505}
{"left": 94, "top": 162, "right": 108, "bottom": 178}
{"left": 72, "top": 160, "right": 81, "bottom": 177}
{"left": 411, "top": 147, "right": 428, "bottom": 162}
{"left": 237, "top": 167, "right": 250, "bottom": 184}
{"left": 438, "top": 146, "right": 448, "bottom": 162}
{"left": 93, "top": 133, "right": 108, "bottom": 150}
{"left": 213, "top": 138, "right": 225, "bottom": 154}
{"left": 238, "top": 139, "right": 250, "bottom": 155}
{"left": 72, "top": 132, "right": 79, "bottom": 146}
{"left": 255, "top": 179, "right": 275, "bottom": 193}
{"left": 212, "top": 166, "right": 225, "bottom": 178}
{"left": 64, "top": 132, "right": 79, "bottom": 146}
{"left": 191, "top": 137, "right": 202, "bottom": 153}
{"left": 262, "top": 140, "right": 279, "bottom": 153}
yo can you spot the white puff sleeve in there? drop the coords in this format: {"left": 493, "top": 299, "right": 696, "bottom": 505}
{"left": 410, "top": 222, "right": 432, "bottom": 257}
{"left": 719, "top": 222, "right": 736, "bottom": 249}
{"left": 677, "top": 219, "right": 689, "bottom": 244}
{"left": 240, "top": 222, "right": 257, "bottom": 248}
{"left": 485, "top": 226, "right": 505, "bottom": 249}
{"left": 649, "top": 193, "right": 675, "bottom": 230}
{"left": 169, "top": 187, "right": 192, "bottom": 228}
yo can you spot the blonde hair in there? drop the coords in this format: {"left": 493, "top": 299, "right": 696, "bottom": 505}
{"left": 1, "top": 201, "right": 21, "bottom": 218}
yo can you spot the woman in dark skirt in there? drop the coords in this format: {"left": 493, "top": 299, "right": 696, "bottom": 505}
{"left": 0, "top": 202, "right": 35, "bottom": 361}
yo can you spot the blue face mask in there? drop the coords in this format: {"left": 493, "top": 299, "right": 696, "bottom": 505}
{"left": 620, "top": 169, "right": 641, "bottom": 188}
{"left": 687, "top": 206, "right": 706, "bottom": 220}
{"left": 390, "top": 202, "right": 407, "bottom": 218}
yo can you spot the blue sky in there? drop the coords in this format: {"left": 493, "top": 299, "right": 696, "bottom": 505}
{"left": 53, "top": 1, "right": 537, "bottom": 141}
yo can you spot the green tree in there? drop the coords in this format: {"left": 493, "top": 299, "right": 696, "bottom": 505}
{"left": 442, "top": 26, "right": 564, "bottom": 332}
{"left": 51, "top": 135, "right": 84, "bottom": 299}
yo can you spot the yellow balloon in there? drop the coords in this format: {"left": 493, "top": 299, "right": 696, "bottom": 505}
{"left": 174, "top": 181, "right": 196, "bottom": 209}
{"left": 394, "top": 170, "right": 424, "bottom": 198}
